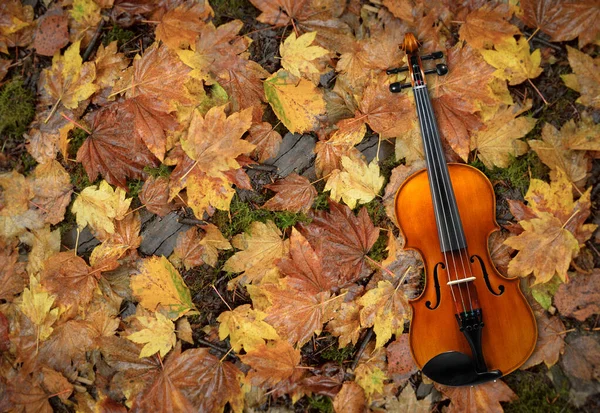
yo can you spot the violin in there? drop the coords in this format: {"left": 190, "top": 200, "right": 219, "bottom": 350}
{"left": 389, "top": 33, "right": 537, "bottom": 387}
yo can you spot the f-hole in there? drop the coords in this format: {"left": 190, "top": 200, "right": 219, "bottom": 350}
{"left": 470, "top": 255, "right": 504, "bottom": 296}
{"left": 426, "top": 262, "right": 444, "bottom": 310}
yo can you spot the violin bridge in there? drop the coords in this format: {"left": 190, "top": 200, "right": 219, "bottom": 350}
{"left": 447, "top": 277, "right": 476, "bottom": 286}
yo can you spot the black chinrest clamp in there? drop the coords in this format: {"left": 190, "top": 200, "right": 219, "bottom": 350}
{"left": 422, "top": 351, "right": 502, "bottom": 387}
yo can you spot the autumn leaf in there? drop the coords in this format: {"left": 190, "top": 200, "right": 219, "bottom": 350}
{"left": 562, "top": 46, "right": 600, "bottom": 109}
{"left": 354, "top": 343, "right": 387, "bottom": 400}
{"left": 333, "top": 382, "right": 366, "bottom": 413}
{"left": 42, "top": 40, "right": 98, "bottom": 114}
{"left": 263, "top": 173, "right": 317, "bottom": 213}
{"left": 130, "top": 256, "right": 197, "bottom": 319}
{"left": 459, "top": 4, "right": 520, "bottom": 49}
{"left": 386, "top": 334, "right": 418, "bottom": 380}
{"left": 181, "top": 105, "right": 254, "bottom": 177}
{"left": 170, "top": 225, "right": 231, "bottom": 270}
{"left": 471, "top": 102, "right": 535, "bottom": 168}
{"left": 520, "top": 306, "right": 565, "bottom": 370}
{"left": 436, "top": 380, "right": 517, "bottom": 413}
{"left": 154, "top": 1, "right": 213, "bottom": 50}
{"left": 89, "top": 212, "right": 141, "bottom": 271}
{"left": 20, "top": 226, "right": 60, "bottom": 276}
{"left": 71, "top": 180, "right": 132, "bottom": 235}
{"left": 0, "top": 240, "right": 27, "bottom": 301}
{"left": 32, "top": 10, "right": 69, "bottom": 57}
{"left": 247, "top": 122, "right": 283, "bottom": 162}
{"left": 325, "top": 155, "right": 384, "bottom": 209}
{"left": 326, "top": 300, "right": 361, "bottom": 348}
{"left": 224, "top": 220, "right": 289, "bottom": 287}
{"left": 93, "top": 41, "right": 129, "bottom": 95}
{"left": 217, "top": 304, "right": 279, "bottom": 352}
{"left": 126, "top": 312, "right": 176, "bottom": 358}
{"left": 240, "top": 340, "right": 301, "bottom": 387}
{"left": 358, "top": 280, "right": 410, "bottom": 349}
{"left": 27, "top": 160, "right": 72, "bottom": 225}
{"left": 553, "top": 270, "right": 600, "bottom": 321}
{"left": 480, "top": 37, "right": 543, "bottom": 85}
{"left": 299, "top": 200, "right": 379, "bottom": 285}
{"left": 529, "top": 114, "right": 600, "bottom": 184}
{"left": 559, "top": 335, "right": 600, "bottom": 381}
{"left": 264, "top": 69, "right": 326, "bottom": 133}
{"left": 139, "top": 176, "right": 175, "bottom": 217}
{"left": 280, "top": 31, "right": 329, "bottom": 79}
{"left": 77, "top": 101, "right": 160, "bottom": 189}
{"left": 314, "top": 120, "right": 365, "bottom": 178}
{"left": 20, "top": 275, "right": 59, "bottom": 342}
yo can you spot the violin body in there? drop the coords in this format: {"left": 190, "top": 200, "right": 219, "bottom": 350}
{"left": 395, "top": 164, "right": 537, "bottom": 379}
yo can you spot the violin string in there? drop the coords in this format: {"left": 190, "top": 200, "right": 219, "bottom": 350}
{"left": 420, "top": 86, "right": 475, "bottom": 314}
{"left": 413, "top": 84, "right": 465, "bottom": 313}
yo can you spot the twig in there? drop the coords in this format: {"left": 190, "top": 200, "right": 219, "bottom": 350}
{"left": 246, "top": 164, "right": 278, "bottom": 172}
{"left": 60, "top": 112, "right": 91, "bottom": 134}
{"left": 522, "top": 30, "right": 562, "bottom": 51}
{"left": 350, "top": 328, "right": 374, "bottom": 372}
{"left": 528, "top": 78, "right": 548, "bottom": 105}
{"left": 82, "top": 18, "right": 106, "bottom": 62}
{"left": 178, "top": 217, "right": 207, "bottom": 226}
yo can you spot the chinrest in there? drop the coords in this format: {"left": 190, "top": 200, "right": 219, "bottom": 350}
{"left": 422, "top": 351, "right": 502, "bottom": 387}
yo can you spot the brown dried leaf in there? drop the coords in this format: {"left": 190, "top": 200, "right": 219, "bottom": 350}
{"left": 155, "top": 1, "right": 213, "bottom": 50}
{"left": 554, "top": 270, "right": 600, "bottom": 321}
{"left": 521, "top": 306, "right": 565, "bottom": 369}
{"left": 436, "top": 380, "right": 517, "bottom": 413}
{"left": 459, "top": 5, "right": 520, "bottom": 49}
{"left": 326, "top": 300, "right": 361, "bottom": 348}
{"left": 0, "top": 239, "right": 27, "bottom": 301}
{"left": 386, "top": 334, "right": 418, "bottom": 380}
{"left": 139, "top": 176, "right": 175, "bottom": 217}
{"left": 263, "top": 173, "right": 316, "bottom": 214}
{"left": 32, "top": 10, "right": 69, "bottom": 57}
{"left": 247, "top": 122, "right": 282, "bottom": 162}
{"left": 560, "top": 335, "right": 600, "bottom": 381}
{"left": 28, "top": 160, "right": 73, "bottom": 225}
{"left": 240, "top": 340, "right": 301, "bottom": 388}
{"left": 562, "top": 46, "right": 600, "bottom": 109}
{"left": 333, "top": 382, "right": 366, "bottom": 413}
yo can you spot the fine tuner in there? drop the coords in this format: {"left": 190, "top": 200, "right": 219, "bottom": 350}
{"left": 387, "top": 51, "right": 448, "bottom": 93}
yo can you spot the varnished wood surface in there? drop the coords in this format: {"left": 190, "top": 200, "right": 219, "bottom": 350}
{"left": 394, "top": 164, "right": 537, "bottom": 377}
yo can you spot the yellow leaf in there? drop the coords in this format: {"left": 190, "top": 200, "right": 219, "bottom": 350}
{"left": 561, "top": 46, "right": 600, "bottom": 109}
{"left": 325, "top": 156, "right": 384, "bottom": 209}
{"left": 130, "top": 256, "right": 197, "bottom": 319}
{"left": 217, "top": 304, "right": 280, "bottom": 352}
{"left": 126, "top": 312, "right": 176, "bottom": 358}
{"left": 264, "top": 69, "right": 326, "bottom": 133}
{"left": 280, "top": 32, "right": 329, "bottom": 79}
{"left": 186, "top": 171, "right": 236, "bottom": 218}
{"left": 471, "top": 102, "right": 536, "bottom": 168}
{"left": 69, "top": 0, "right": 100, "bottom": 24}
{"left": 71, "top": 180, "right": 132, "bottom": 235}
{"left": 354, "top": 362, "right": 387, "bottom": 401}
{"left": 225, "top": 221, "right": 289, "bottom": 288}
{"left": 19, "top": 226, "right": 60, "bottom": 275}
{"left": 481, "top": 37, "right": 543, "bottom": 85}
{"left": 199, "top": 223, "right": 232, "bottom": 267}
{"left": 358, "top": 280, "right": 410, "bottom": 349}
{"left": 20, "top": 275, "right": 59, "bottom": 341}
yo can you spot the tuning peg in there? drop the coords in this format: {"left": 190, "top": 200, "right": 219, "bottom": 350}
{"left": 389, "top": 82, "right": 412, "bottom": 93}
{"left": 386, "top": 66, "right": 409, "bottom": 75}
{"left": 421, "top": 51, "right": 444, "bottom": 61}
{"left": 424, "top": 63, "right": 448, "bottom": 76}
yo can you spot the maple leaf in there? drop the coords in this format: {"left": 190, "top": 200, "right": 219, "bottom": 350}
{"left": 481, "top": 37, "right": 543, "bottom": 85}
{"left": 529, "top": 114, "right": 600, "bottom": 184}
{"left": 28, "top": 160, "right": 73, "bottom": 225}
{"left": 155, "top": 1, "right": 213, "bottom": 50}
{"left": 562, "top": 46, "right": 600, "bottom": 109}
{"left": 470, "top": 102, "right": 536, "bottom": 168}
{"left": 278, "top": 228, "right": 336, "bottom": 294}
{"left": 554, "top": 270, "right": 600, "bottom": 321}
{"left": 358, "top": 280, "right": 410, "bottom": 349}
{"left": 247, "top": 122, "right": 282, "bottom": 162}
{"left": 559, "top": 335, "right": 600, "bottom": 381}
{"left": 181, "top": 105, "right": 254, "bottom": 177}
{"left": 436, "top": 380, "right": 517, "bottom": 413}
{"left": 240, "top": 340, "right": 301, "bottom": 387}
{"left": 93, "top": 41, "right": 129, "bottom": 94}
{"left": 42, "top": 40, "right": 98, "bottom": 115}
{"left": 32, "top": 10, "right": 69, "bottom": 57}
{"left": 354, "top": 342, "right": 387, "bottom": 400}
{"left": 71, "top": 180, "right": 132, "bottom": 235}
{"left": 130, "top": 345, "right": 245, "bottom": 413}
{"left": 280, "top": 31, "right": 329, "bottom": 79}
{"left": 171, "top": 225, "right": 231, "bottom": 270}
{"left": 264, "top": 69, "right": 326, "bottom": 133}
{"left": 326, "top": 299, "right": 361, "bottom": 348}
{"left": 263, "top": 173, "right": 317, "bottom": 213}
{"left": 314, "top": 120, "right": 365, "bottom": 178}
{"left": 217, "top": 304, "right": 279, "bottom": 352}
{"left": 126, "top": 312, "right": 176, "bottom": 358}
{"left": 325, "top": 155, "right": 384, "bottom": 209}
{"left": 20, "top": 275, "right": 59, "bottom": 342}
{"left": 224, "top": 220, "right": 289, "bottom": 287}
{"left": 77, "top": 101, "right": 160, "bottom": 189}
{"left": 40, "top": 252, "right": 98, "bottom": 320}
{"left": 261, "top": 278, "right": 338, "bottom": 346}
{"left": 89, "top": 212, "right": 141, "bottom": 271}
{"left": 299, "top": 200, "right": 379, "bottom": 285}
{"left": 386, "top": 334, "right": 418, "bottom": 380}
{"left": 20, "top": 226, "right": 60, "bottom": 276}
{"left": 0, "top": 240, "right": 27, "bottom": 301}
{"left": 519, "top": 0, "right": 600, "bottom": 48}
{"left": 458, "top": 4, "right": 520, "bottom": 49}
{"left": 130, "top": 256, "right": 197, "bottom": 319}
{"left": 333, "top": 382, "right": 366, "bottom": 413}
{"left": 521, "top": 306, "right": 565, "bottom": 369}
{"left": 139, "top": 176, "right": 176, "bottom": 217}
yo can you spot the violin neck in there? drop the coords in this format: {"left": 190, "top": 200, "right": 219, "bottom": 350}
{"left": 413, "top": 86, "right": 467, "bottom": 252}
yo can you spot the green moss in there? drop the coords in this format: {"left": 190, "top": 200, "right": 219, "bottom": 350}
{"left": 0, "top": 78, "right": 35, "bottom": 141}
{"left": 68, "top": 128, "right": 89, "bottom": 158}
{"left": 368, "top": 232, "right": 388, "bottom": 263}
{"left": 379, "top": 153, "right": 403, "bottom": 183}
{"left": 470, "top": 152, "right": 547, "bottom": 196}
{"left": 307, "top": 395, "right": 334, "bottom": 413}
{"left": 213, "top": 196, "right": 311, "bottom": 238}
{"left": 312, "top": 192, "right": 329, "bottom": 211}
{"left": 143, "top": 164, "right": 171, "bottom": 178}
{"left": 322, "top": 344, "right": 354, "bottom": 364}
{"left": 127, "top": 179, "right": 143, "bottom": 198}
{"left": 20, "top": 152, "right": 37, "bottom": 174}
{"left": 503, "top": 370, "right": 572, "bottom": 413}
{"left": 360, "top": 198, "right": 387, "bottom": 227}
{"left": 70, "top": 163, "right": 96, "bottom": 192}
{"left": 211, "top": 0, "right": 256, "bottom": 25}
{"left": 103, "top": 25, "right": 135, "bottom": 47}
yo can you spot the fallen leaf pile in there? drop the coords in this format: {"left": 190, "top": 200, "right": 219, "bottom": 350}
{"left": 0, "top": 0, "right": 599, "bottom": 412}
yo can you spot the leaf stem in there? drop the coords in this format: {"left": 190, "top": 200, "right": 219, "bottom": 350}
{"left": 527, "top": 78, "right": 548, "bottom": 105}
{"left": 60, "top": 112, "right": 91, "bottom": 134}
{"left": 212, "top": 284, "right": 232, "bottom": 311}
{"left": 527, "top": 27, "right": 541, "bottom": 43}
{"left": 45, "top": 98, "right": 62, "bottom": 123}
